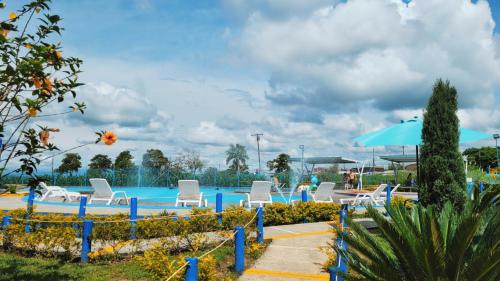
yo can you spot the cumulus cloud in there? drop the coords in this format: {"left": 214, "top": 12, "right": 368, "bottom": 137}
{"left": 187, "top": 121, "right": 239, "bottom": 146}
{"left": 67, "top": 82, "right": 174, "bottom": 143}
{"left": 234, "top": 0, "right": 500, "bottom": 115}
{"left": 221, "top": 0, "right": 338, "bottom": 20}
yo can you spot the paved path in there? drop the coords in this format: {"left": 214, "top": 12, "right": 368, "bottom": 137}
{"left": 0, "top": 196, "right": 192, "bottom": 216}
{"left": 240, "top": 222, "right": 333, "bottom": 281}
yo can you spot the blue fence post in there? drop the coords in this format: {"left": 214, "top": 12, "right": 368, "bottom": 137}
{"left": 1, "top": 215, "right": 11, "bottom": 229}
{"left": 386, "top": 182, "right": 392, "bottom": 210}
{"left": 81, "top": 220, "right": 93, "bottom": 263}
{"left": 329, "top": 266, "right": 336, "bottom": 281}
{"left": 234, "top": 226, "right": 245, "bottom": 273}
{"left": 216, "top": 193, "right": 223, "bottom": 224}
{"left": 130, "top": 197, "right": 138, "bottom": 240}
{"left": 301, "top": 190, "right": 308, "bottom": 202}
{"left": 479, "top": 181, "right": 484, "bottom": 193}
{"left": 185, "top": 257, "right": 198, "bottom": 281}
{"left": 74, "top": 196, "right": 88, "bottom": 237}
{"left": 340, "top": 204, "right": 348, "bottom": 228}
{"left": 256, "top": 207, "right": 264, "bottom": 243}
{"left": 1, "top": 215, "right": 11, "bottom": 249}
{"left": 333, "top": 204, "right": 348, "bottom": 281}
{"left": 78, "top": 196, "right": 87, "bottom": 219}
{"left": 24, "top": 188, "right": 35, "bottom": 233}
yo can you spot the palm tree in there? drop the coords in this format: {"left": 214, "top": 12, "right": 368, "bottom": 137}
{"left": 333, "top": 187, "right": 499, "bottom": 281}
{"left": 226, "top": 144, "right": 249, "bottom": 187}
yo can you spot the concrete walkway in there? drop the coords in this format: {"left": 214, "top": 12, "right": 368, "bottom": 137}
{"left": 240, "top": 222, "right": 333, "bottom": 281}
{"left": 0, "top": 195, "right": 192, "bottom": 216}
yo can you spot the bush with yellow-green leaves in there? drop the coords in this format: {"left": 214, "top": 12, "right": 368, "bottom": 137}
{"left": 263, "top": 202, "right": 341, "bottom": 226}
{"left": 0, "top": 201, "right": 341, "bottom": 261}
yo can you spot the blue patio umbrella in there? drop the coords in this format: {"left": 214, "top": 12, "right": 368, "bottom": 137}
{"left": 353, "top": 118, "right": 490, "bottom": 146}
{"left": 354, "top": 118, "right": 490, "bottom": 184}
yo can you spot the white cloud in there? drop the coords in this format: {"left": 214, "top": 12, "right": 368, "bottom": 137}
{"left": 187, "top": 122, "right": 239, "bottom": 146}
{"left": 70, "top": 82, "right": 160, "bottom": 128}
{"left": 234, "top": 0, "right": 500, "bottom": 112}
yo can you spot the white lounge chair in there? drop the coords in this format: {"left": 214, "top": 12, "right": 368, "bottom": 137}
{"left": 311, "top": 182, "right": 336, "bottom": 203}
{"left": 175, "top": 180, "right": 207, "bottom": 207}
{"left": 340, "top": 183, "right": 388, "bottom": 206}
{"left": 240, "top": 181, "right": 273, "bottom": 208}
{"left": 272, "top": 177, "right": 286, "bottom": 192}
{"left": 89, "top": 178, "right": 129, "bottom": 205}
{"left": 37, "top": 182, "right": 82, "bottom": 202}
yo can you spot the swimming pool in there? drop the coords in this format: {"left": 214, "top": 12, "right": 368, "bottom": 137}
{"left": 30, "top": 186, "right": 305, "bottom": 208}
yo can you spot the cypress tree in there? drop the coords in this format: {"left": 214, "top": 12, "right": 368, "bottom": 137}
{"left": 419, "top": 79, "right": 466, "bottom": 211}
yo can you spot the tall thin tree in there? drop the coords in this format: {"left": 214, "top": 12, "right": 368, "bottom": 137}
{"left": 419, "top": 79, "right": 466, "bottom": 211}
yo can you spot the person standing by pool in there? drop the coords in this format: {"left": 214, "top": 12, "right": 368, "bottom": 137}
{"left": 343, "top": 172, "right": 349, "bottom": 189}
{"left": 348, "top": 170, "right": 356, "bottom": 189}
{"left": 405, "top": 173, "right": 415, "bottom": 187}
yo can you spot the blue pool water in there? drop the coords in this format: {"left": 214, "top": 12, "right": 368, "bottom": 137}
{"left": 30, "top": 186, "right": 304, "bottom": 208}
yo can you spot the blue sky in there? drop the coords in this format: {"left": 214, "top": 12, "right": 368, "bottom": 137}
{"left": 5, "top": 0, "right": 500, "bottom": 170}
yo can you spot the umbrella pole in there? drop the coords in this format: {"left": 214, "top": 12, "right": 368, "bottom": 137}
{"left": 416, "top": 145, "right": 420, "bottom": 187}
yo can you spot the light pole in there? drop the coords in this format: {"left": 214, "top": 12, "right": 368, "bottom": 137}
{"left": 494, "top": 134, "right": 499, "bottom": 168}
{"left": 251, "top": 133, "right": 263, "bottom": 174}
{"left": 299, "top": 145, "right": 305, "bottom": 175}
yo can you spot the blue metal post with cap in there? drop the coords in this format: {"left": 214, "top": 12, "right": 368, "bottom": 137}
{"left": 386, "top": 182, "right": 392, "bottom": 210}
{"left": 234, "top": 226, "right": 245, "bottom": 273}
{"left": 256, "top": 207, "right": 264, "bottom": 243}
{"left": 331, "top": 204, "right": 348, "bottom": 281}
{"left": 81, "top": 220, "right": 93, "bottom": 263}
{"left": 2, "top": 215, "right": 11, "bottom": 229}
{"left": 185, "top": 257, "right": 198, "bottom": 281}
{"left": 130, "top": 197, "right": 138, "bottom": 240}
{"left": 74, "top": 196, "right": 88, "bottom": 237}
{"left": 2, "top": 215, "right": 11, "bottom": 248}
{"left": 78, "top": 196, "right": 87, "bottom": 219}
{"left": 301, "top": 190, "right": 308, "bottom": 202}
{"left": 216, "top": 193, "right": 223, "bottom": 223}
{"left": 25, "top": 188, "right": 35, "bottom": 233}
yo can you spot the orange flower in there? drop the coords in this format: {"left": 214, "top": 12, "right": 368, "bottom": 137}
{"left": 39, "top": 128, "right": 60, "bottom": 146}
{"left": 101, "top": 131, "right": 117, "bottom": 145}
{"left": 0, "top": 28, "right": 9, "bottom": 38}
{"left": 33, "top": 77, "right": 42, "bottom": 89}
{"left": 27, "top": 108, "right": 37, "bottom": 117}
{"left": 32, "top": 77, "right": 53, "bottom": 95}
{"left": 8, "top": 12, "right": 16, "bottom": 21}
{"left": 24, "top": 43, "right": 32, "bottom": 49}
{"left": 39, "top": 130, "right": 49, "bottom": 146}
{"left": 55, "top": 51, "right": 62, "bottom": 60}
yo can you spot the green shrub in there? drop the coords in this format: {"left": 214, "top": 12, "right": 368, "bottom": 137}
{"left": 264, "top": 202, "right": 341, "bottom": 226}
{"left": 1, "top": 202, "right": 342, "bottom": 260}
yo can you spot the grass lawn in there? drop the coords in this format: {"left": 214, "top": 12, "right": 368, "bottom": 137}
{"left": 0, "top": 242, "right": 269, "bottom": 281}
{"left": 0, "top": 252, "right": 153, "bottom": 281}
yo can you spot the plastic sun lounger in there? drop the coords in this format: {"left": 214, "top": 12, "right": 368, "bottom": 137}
{"left": 272, "top": 177, "right": 286, "bottom": 192}
{"left": 339, "top": 183, "right": 388, "bottom": 206}
{"left": 240, "top": 181, "right": 273, "bottom": 208}
{"left": 89, "top": 178, "right": 129, "bottom": 205}
{"left": 38, "top": 182, "right": 82, "bottom": 202}
{"left": 175, "top": 180, "right": 207, "bottom": 207}
{"left": 311, "top": 182, "right": 336, "bottom": 203}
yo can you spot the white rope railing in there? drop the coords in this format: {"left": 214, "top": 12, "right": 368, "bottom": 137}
{"left": 165, "top": 210, "right": 258, "bottom": 280}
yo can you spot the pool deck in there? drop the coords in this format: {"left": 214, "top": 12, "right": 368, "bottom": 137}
{"left": 0, "top": 196, "right": 192, "bottom": 216}
{"left": 0, "top": 190, "right": 418, "bottom": 216}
